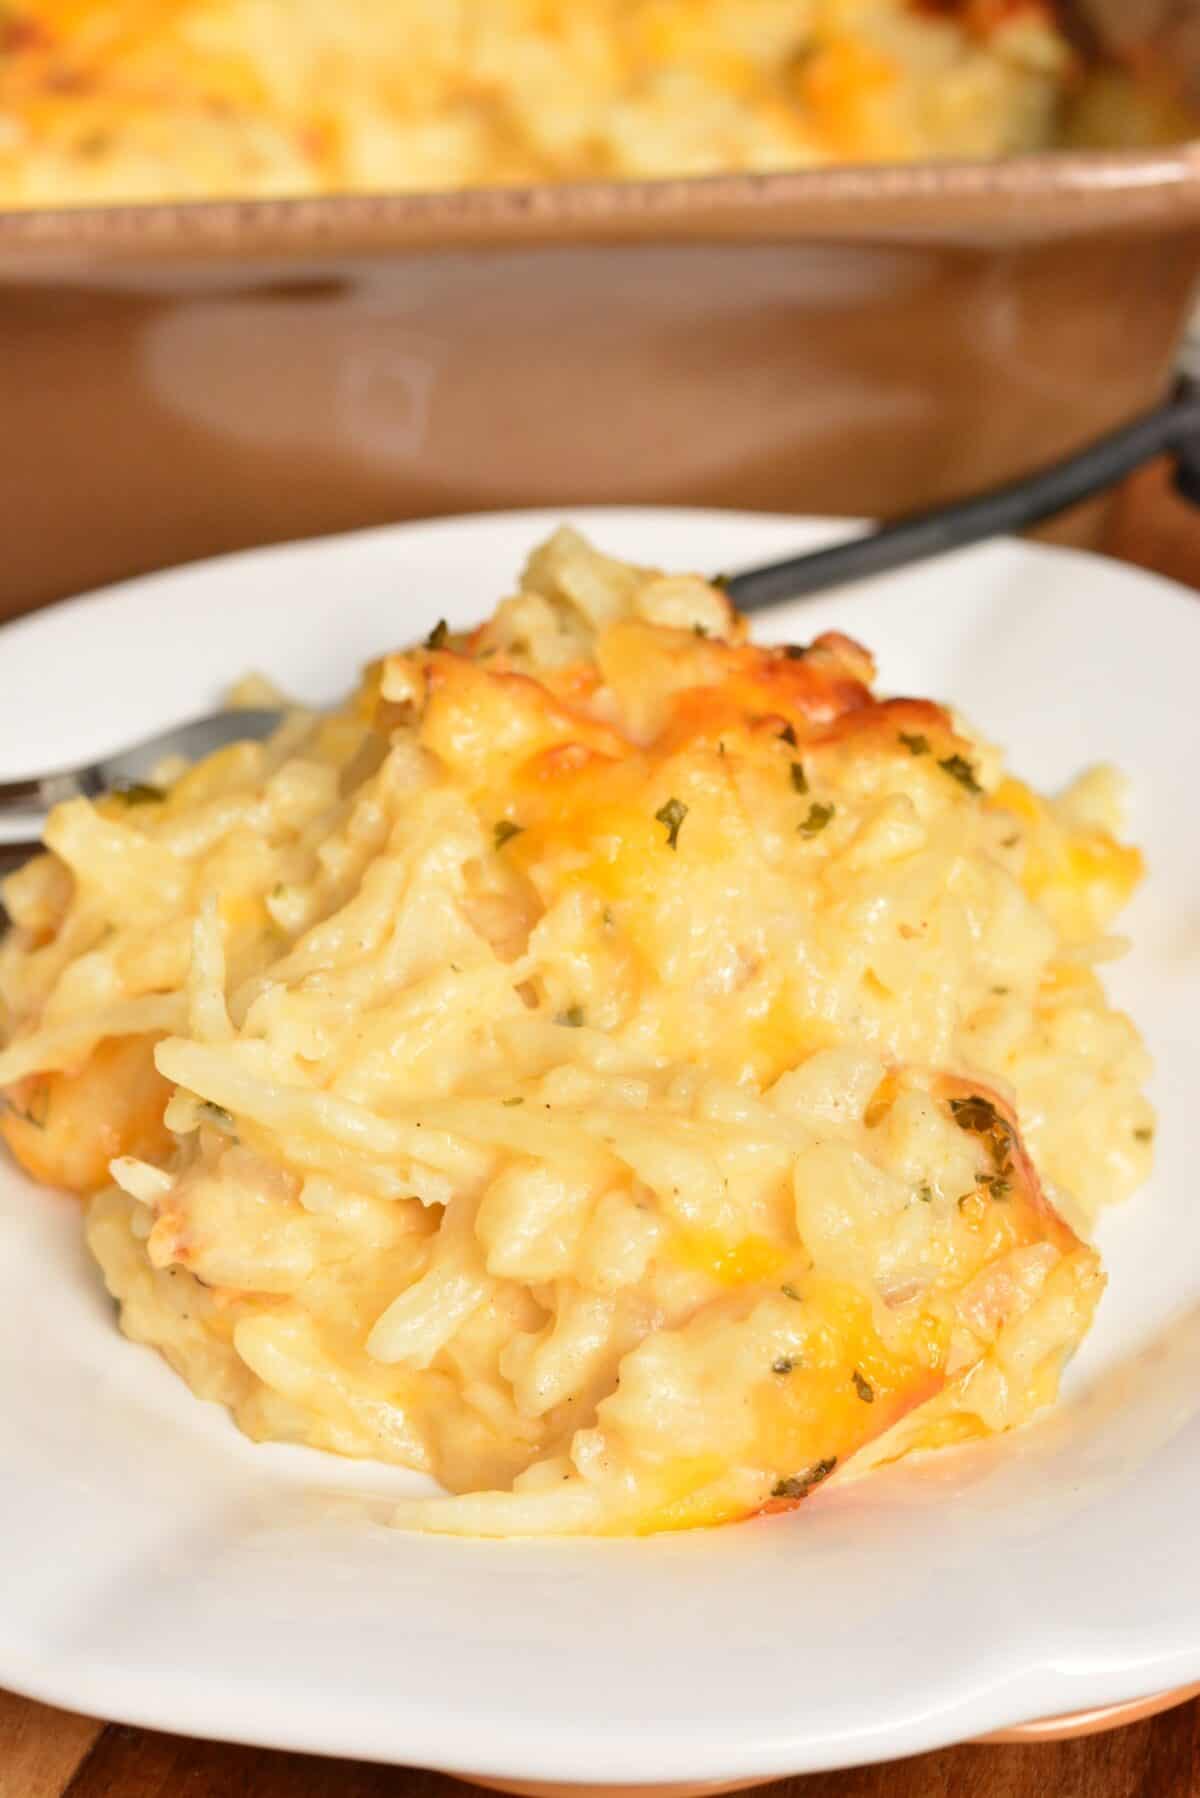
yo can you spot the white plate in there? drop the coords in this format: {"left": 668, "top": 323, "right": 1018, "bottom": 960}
{"left": 2, "top": 510, "right": 1199, "bottom": 1783}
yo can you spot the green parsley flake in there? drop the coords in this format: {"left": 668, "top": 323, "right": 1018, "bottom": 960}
{"left": 0, "top": 1081, "right": 49, "bottom": 1131}
{"left": 115, "top": 782, "right": 166, "bottom": 805}
{"left": 798, "top": 802, "right": 834, "bottom": 837}
{"left": 772, "top": 1357, "right": 796, "bottom": 1376}
{"left": 494, "top": 820, "right": 523, "bottom": 850}
{"left": 771, "top": 1458, "right": 837, "bottom": 1502}
{"left": 502, "top": 1097, "right": 525, "bottom": 1108}
{"left": 779, "top": 723, "right": 798, "bottom": 747}
{"left": 558, "top": 1005, "right": 585, "bottom": 1028}
{"left": 939, "top": 754, "right": 982, "bottom": 795}
{"left": 852, "top": 1369, "right": 875, "bottom": 1404}
{"left": 790, "top": 762, "right": 809, "bottom": 795}
{"left": 780, "top": 1283, "right": 802, "bottom": 1301}
{"left": 948, "top": 1093, "right": 1014, "bottom": 1175}
{"left": 655, "top": 797, "right": 688, "bottom": 849}
{"left": 898, "top": 732, "right": 929, "bottom": 756}
{"left": 424, "top": 618, "right": 450, "bottom": 650}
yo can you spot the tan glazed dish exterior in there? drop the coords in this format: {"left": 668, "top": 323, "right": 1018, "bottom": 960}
{"left": 2, "top": 142, "right": 1200, "bottom": 621}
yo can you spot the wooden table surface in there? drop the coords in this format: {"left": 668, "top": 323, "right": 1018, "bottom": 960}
{"left": 2, "top": 461, "right": 1196, "bottom": 1798}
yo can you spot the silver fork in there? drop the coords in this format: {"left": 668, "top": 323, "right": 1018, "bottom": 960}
{"left": 0, "top": 708, "right": 285, "bottom": 875}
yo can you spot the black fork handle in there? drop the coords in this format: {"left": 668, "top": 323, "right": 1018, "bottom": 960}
{"left": 725, "top": 378, "right": 1200, "bottom": 613}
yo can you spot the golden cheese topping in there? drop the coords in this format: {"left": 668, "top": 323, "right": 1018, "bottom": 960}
{"left": 0, "top": 527, "right": 1152, "bottom": 1535}
{"left": 0, "top": 0, "right": 1077, "bottom": 206}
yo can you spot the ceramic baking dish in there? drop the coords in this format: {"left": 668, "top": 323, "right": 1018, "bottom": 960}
{"left": 1, "top": 144, "right": 1198, "bottom": 621}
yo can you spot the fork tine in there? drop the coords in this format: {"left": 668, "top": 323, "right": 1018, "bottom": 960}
{"left": 0, "top": 707, "right": 287, "bottom": 823}
{"left": 95, "top": 708, "right": 287, "bottom": 789}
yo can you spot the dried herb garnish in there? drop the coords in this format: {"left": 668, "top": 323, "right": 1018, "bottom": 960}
{"left": 710, "top": 571, "right": 730, "bottom": 591}
{"left": 655, "top": 797, "right": 688, "bottom": 849}
{"left": 798, "top": 802, "right": 834, "bottom": 837}
{"left": 772, "top": 1357, "right": 796, "bottom": 1376}
{"left": 916, "top": 1181, "right": 934, "bottom": 1204}
{"left": 939, "top": 753, "right": 982, "bottom": 795}
{"left": 852, "top": 1369, "right": 875, "bottom": 1404}
{"left": 898, "top": 733, "right": 929, "bottom": 756}
{"left": 502, "top": 1097, "right": 524, "bottom": 1108}
{"left": 115, "top": 782, "right": 166, "bottom": 805}
{"left": 1134, "top": 1126, "right": 1154, "bottom": 1143}
{"left": 424, "top": 618, "right": 450, "bottom": 650}
{"left": 991, "top": 985, "right": 1009, "bottom": 996}
{"left": 771, "top": 1457, "right": 837, "bottom": 1502}
{"left": 494, "top": 820, "right": 523, "bottom": 850}
{"left": 558, "top": 1005, "right": 585, "bottom": 1028}
{"left": 790, "top": 762, "right": 809, "bottom": 795}
{"left": 779, "top": 723, "right": 798, "bottom": 747}
{"left": 949, "top": 1093, "right": 1014, "bottom": 1175}
{"left": 0, "top": 1081, "right": 49, "bottom": 1131}
{"left": 692, "top": 623, "right": 709, "bottom": 638}
{"left": 783, "top": 644, "right": 809, "bottom": 661}
{"left": 1001, "top": 834, "right": 1019, "bottom": 849}
{"left": 780, "top": 1283, "right": 802, "bottom": 1301}
{"left": 956, "top": 1098, "right": 1011, "bottom": 1150}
